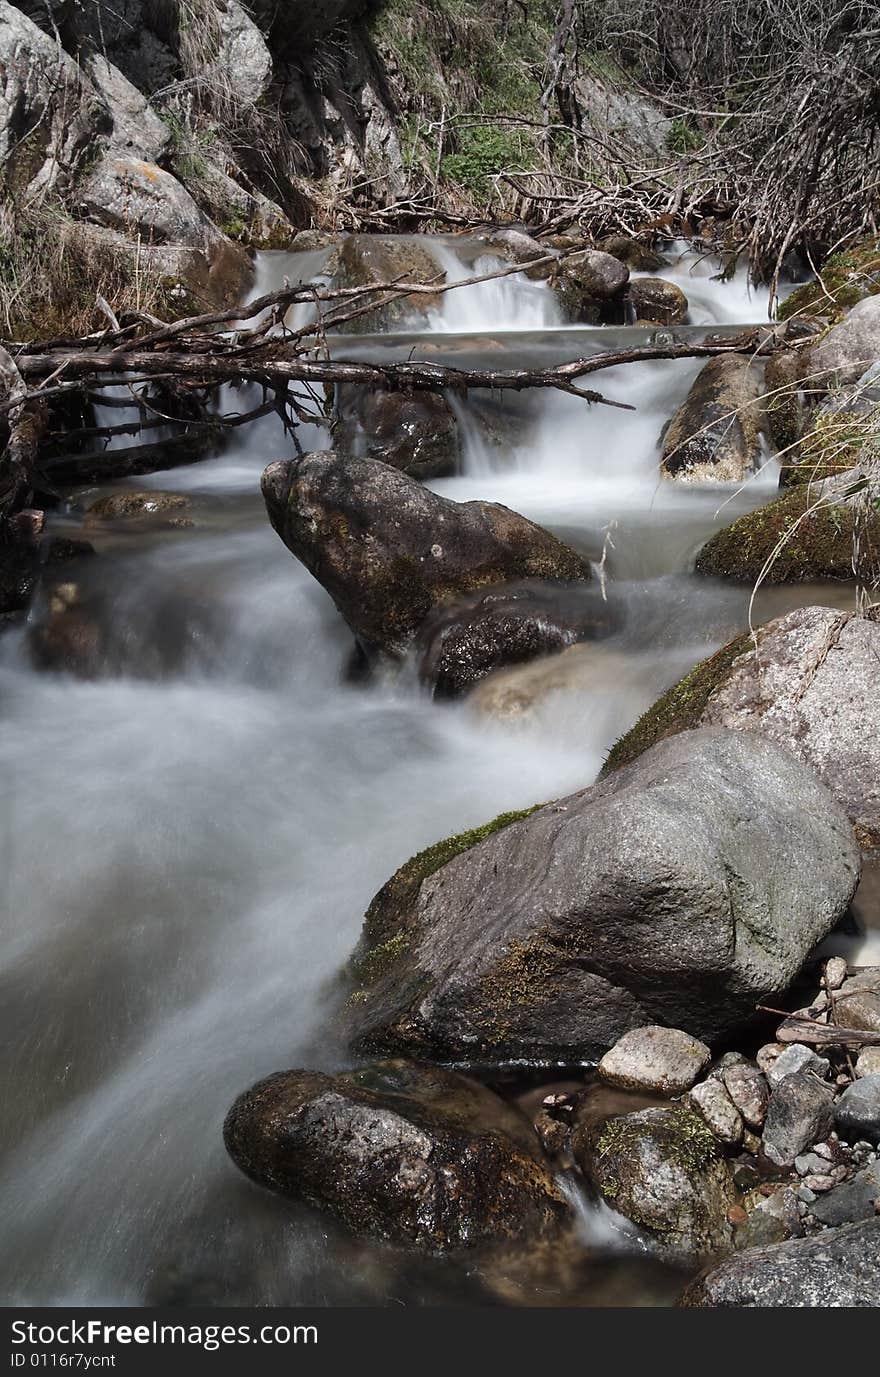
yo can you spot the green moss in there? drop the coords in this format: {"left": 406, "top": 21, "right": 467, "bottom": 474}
{"left": 346, "top": 803, "right": 544, "bottom": 1001}
{"left": 778, "top": 237, "right": 880, "bottom": 321}
{"left": 593, "top": 1108, "right": 718, "bottom": 1206}
{"left": 693, "top": 487, "right": 879, "bottom": 583}
{"left": 601, "top": 630, "right": 753, "bottom": 776}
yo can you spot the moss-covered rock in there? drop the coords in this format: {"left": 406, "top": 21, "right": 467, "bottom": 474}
{"left": 693, "top": 482, "right": 880, "bottom": 582}
{"left": 629, "top": 276, "right": 688, "bottom": 325}
{"left": 261, "top": 450, "right": 591, "bottom": 659}
{"left": 574, "top": 1106, "right": 738, "bottom": 1263}
{"left": 223, "top": 1060, "right": 569, "bottom": 1254}
{"left": 778, "top": 237, "right": 880, "bottom": 322}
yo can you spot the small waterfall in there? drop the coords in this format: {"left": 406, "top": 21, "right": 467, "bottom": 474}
{"left": 426, "top": 242, "right": 562, "bottom": 333}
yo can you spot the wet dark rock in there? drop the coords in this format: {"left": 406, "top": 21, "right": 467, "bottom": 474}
{"left": 762, "top": 1072, "right": 836, "bottom": 1168}
{"left": 87, "top": 491, "right": 191, "bottom": 520}
{"left": 574, "top": 1106, "right": 738, "bottom": 1263}
{"left": 551, "top": 250, "right": 628, "bottom": 323}
{"left": 835, "top": 1077, "right": 880, "bottom": 1144}
{"left": 694, "top": 476, "right": 880, "bottom": 583}
{"left": 628, "top": 277, "right": 688, "bottom": 325}
{"left": 44, "top": 537, "right": 97, "bottom": 564}
{"left": 261, "top": 451, "right": 590, "bottom": 658}
{"left": 335, "top": 386, "right": 460, "bottom": 480}
{"left": 0, "top": 539, "right": 40, "bottom": 621}
{"left": 661, "top": 355, "right": 766, "bottom": 482}
{"left": 599, "top": 236, "right": 668, "bottom": 272}
{"left": 223, "top": 1060, "right": 568, "bottom": 1254}
{"left": 414, "top": 580, "right": 616, "bottom": 698}
{"left": 601, "top": 605, "right": 880, "bottom": 851}
{"left": 341, "top": 728, "right": 859, "bottom": 1065}
{"left": 679, "top": 1218, "right": 880, "bottom": 1306}
{"left": 331, "top": 235, "right": 444, "bottom": 332}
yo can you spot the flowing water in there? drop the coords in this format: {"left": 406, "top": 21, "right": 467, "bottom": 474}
{"left": 0, "top": 238, "right": 875, "bottom": 1307}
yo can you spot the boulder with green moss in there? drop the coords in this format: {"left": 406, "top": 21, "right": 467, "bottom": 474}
{"left": 661, "top": 355, "right": 766, "bottom": 483}
{"left": 629, "top": 277, "right": 688, "bottom": 325}
{"left": 778, "top": 238, "right": 880, "bottom": 322}
{"left": 693, "top": 470, "right": 880, "bottom": 581}
{"left": 223, "top": 1060, "right": 568, "bottom": 1254}
{"left": 602, "top": 604, "right": 880, "bottom": 850}
{"left": 574, "top": 1106, "right": 738, "bottom": 1263}
{"left": 261, "top": 451, "right": 591, "bottom": 660}
{"left": 341, "top": 728, "right": 859, "bottom": 1064}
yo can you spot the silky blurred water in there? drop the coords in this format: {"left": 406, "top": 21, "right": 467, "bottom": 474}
{"left": 0, "top": 238, "right": 872, "bottom": 1307}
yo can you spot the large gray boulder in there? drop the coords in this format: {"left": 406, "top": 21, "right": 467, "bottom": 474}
{"left": 78, "top": 155, "right": 228, "bottom": 252}
{"left": 0, "top": 2, "right": 109, "bottom": 198}
{"left": 342, "top": 728, "right": 860, "bottom": 1064}
{"left": 574, "top": 1106, "right": 738, "bottom": 1264}
{"left": 809, "top": 296, "right": 880, "bottom": 387}
{"left": 603, "top": 606, "right": 880, "bottom": 851}
{"left": 680, "top": 1218, "right": 880, "bottom": 1306}
{"left": 661, "top": 355, "right": 766, "bottom": 483}
{"left": 261, "top": 452, "right": 591, "bottom": 658}
{"left": 83, "top": 52, "right": 169, "bottom": 162}
{"left": 223, "top": 1060, "right": 568, "bottom": 1253}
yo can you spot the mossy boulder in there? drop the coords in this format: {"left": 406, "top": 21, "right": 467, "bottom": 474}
{"left": 223, "top": 1060, "right": 568, "bottom": 1254}
{"left": 629, "top": 277, "right": 688, "bottom": 325}
{"left": 551, "top": 249, "right": 628, "bottom": 323}
{"left": 574, "top": 1106, "right": 738, "bottom": 1263}
{"left": 331, "top": 235, "right": 445, "bottom": 332}
{"left": 341, "top": 728, "right": 859, "bottom": 1063}
{"left": 602, "top": 604, "right": 880, "bottom": 851}
{"left": 778, "top": 237, "right": 880, "bottom": 323}
{"left": 661, "top": 355, "right": 766, "bottom": 482}
{"left": 693, "top": 477, "right": 880, "bottom": 582}
{"left": 261, "top": 451, "right": 591, "bottom": 659}
{"left": 599, "top": 236, "right": 668, "bottom": 272}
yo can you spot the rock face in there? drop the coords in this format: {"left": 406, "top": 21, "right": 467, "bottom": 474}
{"left": 414, "top": 581, "right": 616, "bottom": 698}
{"left": 680, "top": 1218, "right": 880, "bottom": 1307}
{"left": 598, "top": 1026, "right": 711, "bottom": 1096}
{"left": 661, "top": 355, "right": 766, "bottom": 482}
{"left": 261, "top": 452, "right": 591, "bottom": 658}
{"left": 223, "top": 1061, "right": 568, "bottom": 1253}
{"left": 694, "top": 472, "right": 880, "bottom": 583}
{"left": 79, "top": 156, "right": 228, "bottom": 252}
{"left": 83, "top": 52, "right": 169, "bottom": 162}
{"left": 629, "top": 277, "right": 688, "bottom": 325}
{"left": 335, "top": 387, "right": 460, "bottom": 480}
{"left": 0, "top": 2, "right": 109, "bottom": 198}
{"left": 602, "top": 606, "right": 880, "bottom": 850}
{"left": 342, "top": 728, "right": 860, "bottom": 1064}
{"left": 762, "top": 1072, "right": 836, "bottom": 1167}
{"left": 575, "top": 1106, "right": 738, "bottom": 1263}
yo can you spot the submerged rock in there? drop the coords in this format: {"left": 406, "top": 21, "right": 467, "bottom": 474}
{"left": 87, "top": 491, "right": 191, "bottom": 521}
{"left": 414, "top": 580, "right": 616, "bottom": 698}
{"left": 335, "top": 386, "right": 460, "bottom": 480}
{"left": 331, "top": 235, "right": 445, "bottom": 332}
{"left": 661, "top": 355, "right": 766, "bottom": 482}
{"left": 628, "top": 277, "right": 688, "bottom": 325}
{"left": 223, "top": 1061, "right": 568, "bottom": 1253}
{"left": 341, "top": 728, "right": 859, "bottom": 1064}
{"left": 261, "top": 451, "right": 590, "bottom": 658}
{"left": 574, "top": 1106, "right": 738, "bottom": 1263}
{"left": 680, "top": 1218, "right": 880, "bottom": 1307}
{"left": 601, "top": 605, "right": 880, "bottom": 850}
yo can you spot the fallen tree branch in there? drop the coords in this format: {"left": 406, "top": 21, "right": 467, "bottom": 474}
{"left": 756, "top": 1006, "right": 880, "bottom": 1047}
